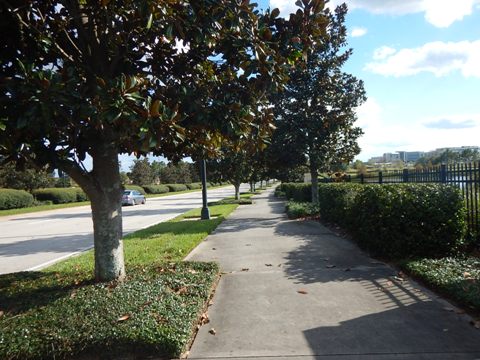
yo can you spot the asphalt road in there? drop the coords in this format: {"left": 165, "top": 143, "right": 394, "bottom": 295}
{"left": 0, "top": 185, "right": 248, "bottom": 275}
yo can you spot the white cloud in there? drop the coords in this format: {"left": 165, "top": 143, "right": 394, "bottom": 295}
{"left": 351, "top": 27, "right": 368, "bottom": 37}
{"left": 300, "top": 0, "right": 480, "bottom": 27}
{"left": 365, "top": 40, "right": 480, "bottom": 78}
{"left": 354, "top": 98, "right": 480, "bottom": 161}
{"left": 372, "top": 46, "right": 397, "bottom": 60}
{"left": 423, "top": 0, "right": 476, "bottom": 27}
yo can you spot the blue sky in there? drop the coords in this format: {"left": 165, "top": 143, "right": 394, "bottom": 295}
{"left": 262, "top": 0, "right": 480, "bottom": 161}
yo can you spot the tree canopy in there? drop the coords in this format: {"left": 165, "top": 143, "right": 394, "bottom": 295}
{"left": 0, "top": 0, "right": 328, "bottom": 281}
{"left": 268, "top": 4, "right": 366, "bottom": 202}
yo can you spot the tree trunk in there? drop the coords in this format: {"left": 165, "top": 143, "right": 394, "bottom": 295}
{"left": 250, "top": 181, "right": 254, "bottom": 193}
{"left": 234, "top": 183, "right": 241, "bottom": 200}
{"left": 89, "top": 144, "right": 125, "bottom": 282}
{"left": 310, "top": 164, "right": 319, "bottom": 204}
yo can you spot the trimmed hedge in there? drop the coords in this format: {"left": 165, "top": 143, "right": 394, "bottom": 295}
{"left": 125, "top": 185, "right": 146, "bottom": 195}
{"left": 74, "top": 188, "right": 88, "bottom": 202}
{"left": 33, "top": 188, "right": 78, "bottom": 204}
{"left": 350, "top": 184, "right": 467, "bottom": 259}
{"left": 280, "top": 182, "right": 468, "bottom": 260}
{"left": 277, "top": 183, "right": 311, "bottom": 202}
{"left": 165, "top": 184, "right": 188, "bottom": 192}
{"left": 186, "top": 183, "right": 202, "bottom": 190}
{"left": 0, "top": 189, "right": 35, "bottom": 210}
{"left": 143, "top": 185, "right": 170, "bottom": 194}
{"left": 318, "top": 183, "right": 362, "bottom": 228}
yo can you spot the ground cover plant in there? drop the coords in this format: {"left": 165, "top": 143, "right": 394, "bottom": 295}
{"left": 402, "top": 257, "right": 480, "bottom": 313}
{"left": 286, "top": 201, "right": 320, "bottom": 219}
{"left": 0, "top": 202, "right": 238, "bottom": 359}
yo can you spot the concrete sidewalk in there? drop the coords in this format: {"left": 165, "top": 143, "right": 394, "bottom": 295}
{"left": 185, "top": 188, "right": 480, "bottom": 360}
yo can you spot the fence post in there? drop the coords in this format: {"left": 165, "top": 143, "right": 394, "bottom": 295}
{"left": 440, "top": 164, "right": 447, "bottom": 183}
{"left": 379, "top": 171, "right": 383, "bottom": 184}
{"left": 403, "top": 169, "right": 409, "bottom": 183}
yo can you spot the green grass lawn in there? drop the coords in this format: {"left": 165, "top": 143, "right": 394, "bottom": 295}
{"left": 0, "top": 202, "right": 238, "bottom": 359}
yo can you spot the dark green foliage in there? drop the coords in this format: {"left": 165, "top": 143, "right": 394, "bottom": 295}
{"left": 350, "top": 184, "right": 467, "bottom": 259}
{"left": 129, "top": 158, "right": 155, "bottom": 186}
{"left": 0, "top": 262, "right": 218, "bottom": 359}
{"left": 286, "top": 201, "right": 320, "bottom": 219}
{"left": 186, "top": 183, "right": 202, "bottom": 190}
{"left": 142, "top": 185, "right": 170, "bottom": 194}
{"left": 0, "top": 163, "right": 54, "bottom": 192}
{"left": 165, "top": 184, "right": 188, "bottom": 192}
{"left": 0, "top": 189, "right": 34, "bottom": 210}
{"left": 32, "top": 188, "right": 79, "bottom": 204}
{"left": 402, "top": 257, "right": 480, "bottom": 312}
{"left": 74, "top": 188, "right": 88, "bottom": 202}
{"left": 278, "top": 183, "right": 312, "bottom": 202}
{"left": 125, "top": 185, "right": 146, "bottom": 195}
{"left": 317, "top": 183, "right": 363, "bottom": 227}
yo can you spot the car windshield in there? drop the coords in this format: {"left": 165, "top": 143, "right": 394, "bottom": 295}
{"left": 124, "top": 191, "right": 132, "bottom": 195}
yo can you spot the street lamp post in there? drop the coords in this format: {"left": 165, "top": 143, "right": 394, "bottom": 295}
{"left": 200, "top": 159, "right": 210, "bottom": 220}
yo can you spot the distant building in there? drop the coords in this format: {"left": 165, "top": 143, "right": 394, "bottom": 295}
{"left": 397, "top": 151, "right": 425, "bottom": 163}
{"left": 383, "top": 152, "right": 400, "bottom": 163}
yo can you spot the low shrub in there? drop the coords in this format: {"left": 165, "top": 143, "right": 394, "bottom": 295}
{"left": 317, "top": 183, "right": 362, "bottom": 227}
{"left": 349, "top": 184, "right": 467, "bottom": 259}
{"left": 33, "top": 188, "right": 78, "bottom": 204}
{"left": 143, "top": 185, "right": 170, "bottom": 194}
{"left": 74, "top": 188, "right": 88, "bottom": 202}
{"left": 186, "top": 183, "right": 202, "bottom": 190}
{"left": 286, "top": 201, "right": 320, "bottom": 219}
{"left": 402, "top": 257, "right": 480, "bottom": 312}
{"left": 166, "top": 184, "right": 188, "bottom": 192}
{"left": 278, "top": 183, "right": 311, "bottom": 202}
{"left": 125, "top": 185, "right": 146, "bottom": 195}
{"left": 274, "top": 186, "right": 286, "bottom": 198}
{"left": 0, "top": 189, "right": 34, "bottom": 210}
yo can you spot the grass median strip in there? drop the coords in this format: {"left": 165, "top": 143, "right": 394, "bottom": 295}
{"left": 0, "top": 202, "right": 239, "bottom": 359}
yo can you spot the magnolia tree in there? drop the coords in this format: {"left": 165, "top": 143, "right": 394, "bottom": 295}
{"left": 269, "top": 4, "right": 366, "bottom": 203}
{"left": 0, "top": 0, "right": 327, "bottom": 281}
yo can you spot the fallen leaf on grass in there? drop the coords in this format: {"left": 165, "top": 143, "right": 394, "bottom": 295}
{"left": 70, "top": 290, "right": 77, "bottom": 299}
{"left": 463, "top": 272, "right": 474, "bottom": 279}
{"left": 0, "top": 310, "right": 4, "bottom": 318}
{"left": 297, "top": 290, "right": 308, "bottom": 295}
{"left": 208, "top": 300, "right": 214, "bottom": 307}
{"left": 117, "top": 314, "right": 130, "bottom": 322}
{"left": 187, "top": 269, "right": 198, "bottom": 274}
{"left": 325, "top": 265, "right": 336, "bottom": 269}
{"left": 209, "top": 328, "right": 216, "bottom": 335}
{"left": 175, "top": 286, "right": 188, "bottom": 295}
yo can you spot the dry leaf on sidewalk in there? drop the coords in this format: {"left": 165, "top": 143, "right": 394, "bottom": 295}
{"left": 209, "top": 328, "right": 216, "bottom": 335}
{"left": 265, "top": 264, "right": 273, "bottom": 267}
{"left": 241, "top": 268, "right": 249, "bottom": 272}
{"left": 297, "top": 290, "right": 308, "bottom": 295}
{"left": 325, "top": 264, "right": 336, "bottom": 269}
{"left": 470, "top": 320, "right": 480, "bottom": 329}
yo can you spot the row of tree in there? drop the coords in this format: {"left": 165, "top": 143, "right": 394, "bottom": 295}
{"left": 415, "top": 149, "right": 480, "bottom": 168}
{"left": 0, "top": 1, "right": 365, "bottom": 282}
{"left": 128, "top": 159, "right": 200, "bottom": 185}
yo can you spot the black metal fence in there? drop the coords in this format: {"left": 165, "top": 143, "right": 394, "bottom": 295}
{"left": 346, "top": 162, "right": 480, "bottom": 242}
